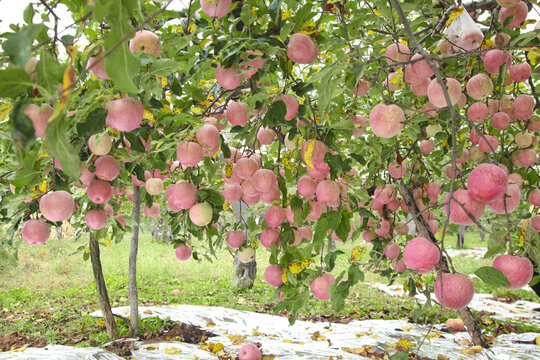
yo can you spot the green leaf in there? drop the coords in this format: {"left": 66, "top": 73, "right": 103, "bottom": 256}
{"left": 318, "top": 76, "right": 338, "bottom": 114}
{"left": 268, "top": 0, "right": 282, "bottom": 24}
{"left": 104, "top": 5, "right": 139, "bottom": 94}
{"left": 474, "top": 266, "right": 510, "bottom": 287}
{"left": 390, "top": 352, "right": 410, "bottom": 360}
{"left": 313, "top": 213, "right": 331, "bottom": 247}
{"left": 45, "top": 114, "right": 81, "bottom": 179}
{"left": 0, "top": 68, "right": 31, "bottom": 98}
{"left": 10, "top": 167, "right": 40, "bottom": 187}
{"left": 124, "top": 132, "right": 146, "bottom": 152}
{"left": 23, "top": 4, "right": 35, "bottom": 24}
{"left": 10, "top": 101, "right": 35, "bottom": 147}
{"left": 36, "top": 51, "right": 65, "bottom": 96}
{"left": 148, "top": 59, "right": 183, "bottom": 76}
{"left": 335, "top": 211, "right": 351, "bottom": 241}
{"left": 76, "top": 108, "right": 107, "bottom": 137}
{"left": 325, "top": 250, "right": 344, "bottom": 272}
{"left": 348, "top": 265, "right": 364, "bottom": 286}
{"left": 329, "top": 280, "right": 349, "bottom": 311}
{"left": 290, "top": 196, "right": 305, "bottom": 227}
{"left": 2, "top": 24, "right": 47, "bottom": 67}
{"left": 264, "top": 100, "right": 287, "bottom": 126}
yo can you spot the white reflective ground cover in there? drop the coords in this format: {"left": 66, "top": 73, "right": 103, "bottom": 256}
{"left": 1, "top": 303, "right": 539, "bottom": 359}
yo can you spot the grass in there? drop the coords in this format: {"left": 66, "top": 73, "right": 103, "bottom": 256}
{"left": 0, "top": 228, "right": 538, "bottom": 347}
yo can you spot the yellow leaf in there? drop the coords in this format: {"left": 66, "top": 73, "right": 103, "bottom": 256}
{"left": 143, "top": 110, "right": 155, "bottom": 122}
{"left": 372, "top": 9, "right": 381, "bottom": 16}
{"left": 461, "top": 346, "right": 483, "bottom": 355}
{"left": 11, "top": 344, "right": 28, "bottom": 352}
{"left": 212, "top": 343, "right": 224, "bottom": 353}
{"left": 0, "top": 104, "right": 13, "bottom": 121}
{"left": 104, "top": 238, "right": 112, "bottom": 247}
{"left": 224, "top": 161, "right": 233, "bottom": 178}
{"left": 60, "top": 64, "right": 76, "bottom": 108}
{"left": 311, "top": 331, "right": 326, "bottom": 341}
{"left": 396, "top": 339, "right": 412, "bottom": 351}
{"left": 228, "top": 334, "right": 246, "bottom": 345}
{"left": 144, "top": 345, "right": 159, "bottom": 351}
{"left": 200, "top": 39, "right": 211, "bottom": 49}
{"left": 446, "top": 7, "right": 464, "bottom": 27}
{"left": 536, "top": 336, "right": 540, "bottom": 345}
{"left": 164, "top": 347, "right": 181, "bottom": 354}
{"left": 304, "top": 139, "right": 316, "bottom": 169}
{"left": 389, "top": 72, "right": 404, "bottom": 89}
{"left": 342, "top": 345, "right": 373, "bottom": 355}
{"left": 289, "top": 263, "right": 302, "bottom": 274}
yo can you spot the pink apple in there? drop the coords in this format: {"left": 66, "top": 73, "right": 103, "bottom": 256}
{"left": 129, "top": 30, "right": 161, "bottom": 56}
{"left": 287, "top": 33, "right": 318, "bottom": 64}
{"left": 39, "top": 191, "right": 75, "bottom": 222}
{"left": 21, "top": 219, "right": 50, "bottom": 245}
{"left": 175, "top": 244, "right": 192, "bottom": 261}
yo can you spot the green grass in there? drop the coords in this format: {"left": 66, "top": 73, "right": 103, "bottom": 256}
{"left": 0, "top": 229, "right": 538, "bottom": 347}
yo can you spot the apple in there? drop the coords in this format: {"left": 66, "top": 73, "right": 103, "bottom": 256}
{"left": 88, "top": 133, "right": 112, "bottom": 155}
{"left": 21, "top": 219, "right": 50, "bottom": 245}
{"left": 264, "top": 265, "right": 284, "bottom": 287}
{"left": 39, "top": 191, "right": 75, "bottom": 222}
{"left": 310, "top": 273, "right": 336, "bottom": 300}
{"left": 200, "top": 0, "right": 232, "bottom": 19}
{"left": 24, "top": 104, "right": 53, "bottom": 138}
{"left": 129, "top": 30, "right": 161, "bottom": 56}
{"left": 369, "top": 103, "right": 404, "bottom": 138}
{"left": 287, "top": 33, "right": 318, "bottom": 64}
{"left": 189, "top": 202, "right": 213, "bottom": 226}
{"left": 105, "top": 96, "right": 144, "bottom": 132}
{"left": 434, "top": 273, "right": 474, "bottom": 310}
{"left": 238, "top": 343, "right": 261, "bottom": 360}
{"left": 175, "top": 244, "right": 192, "bottom": 261}
{"left": 403, "top": 237, "right": 440, "bottom": 273}
{"left": 492, "top": 255, "right": 533, "bottom": 289}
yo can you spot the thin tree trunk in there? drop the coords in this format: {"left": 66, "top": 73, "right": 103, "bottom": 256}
{"left": 129, "top": 185, "right": 141, "bottom": 336}
{"left": 399, "top": 181, "right": 488, "bottom": 347}
{"left": 233, "top": 251, "right": 257, "bottom": 288}
{"left": 457, "top": 225, "right": 465, "bottom": 249}
{"left": 56, "top": 226, "right": 62, "bottom": 241}
{"left": 89, "top": 233, "right": 118, "bottom": 340}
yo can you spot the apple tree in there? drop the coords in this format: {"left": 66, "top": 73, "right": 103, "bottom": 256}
{"left": 0, "top": 0, "right": 539, "bottom": 347}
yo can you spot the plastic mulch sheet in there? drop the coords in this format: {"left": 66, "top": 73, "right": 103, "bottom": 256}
{"left": 1, "top": 303, "right": 539, "bottom": 359}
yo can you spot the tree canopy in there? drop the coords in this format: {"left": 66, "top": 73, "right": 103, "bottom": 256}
{"left": 0, "top": 0, "right": 539, "bottom": 346}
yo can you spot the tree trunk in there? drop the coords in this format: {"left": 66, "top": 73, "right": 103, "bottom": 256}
{"left": 129, "top": 185, "right": 141, "bottom": 336}
{"left": 56, "top": 226, "right": 62, "bottom": 241}
{"left": 233, "top": 252, "right": 257, "bottom": 288}
{"left": 231, "top": 200, "right": 258, "bottom": 288}
{"left": 457, "top": 225, "right": 465, "bottom": 249}
{"left": 399, "top": 181, "right": 488, "bottom": 347}
{"left": 89, "top": 233, "right": 118, "bottom": 340}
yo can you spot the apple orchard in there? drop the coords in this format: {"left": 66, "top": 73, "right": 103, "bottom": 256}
{"left": 1, "top": 0, "right": 540, "bottom": 351}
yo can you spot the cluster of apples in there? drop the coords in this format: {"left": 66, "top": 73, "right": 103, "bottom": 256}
{"left": 215, "top": 31, "right": 317, "bottom": 91}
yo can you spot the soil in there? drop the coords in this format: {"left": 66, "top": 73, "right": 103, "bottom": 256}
{"left": 103, "top": 340, "right": 138, "bottom": 358}
{"left": 0, "top": 332, "right": 47, "bottom": 352}
{"left": 492, "top": 293, "right": 521, "bottom": 303}
{"left": 140, "top": 322, "right": 216, "bottom": 344}
{"left": 101, "top": 322, "right": 217, "bottom": 358}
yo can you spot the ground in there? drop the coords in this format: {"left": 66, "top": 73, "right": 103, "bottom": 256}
{"left": 0, "top": 229, "right": 539, "bottom": 358}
